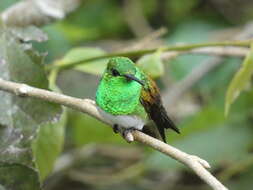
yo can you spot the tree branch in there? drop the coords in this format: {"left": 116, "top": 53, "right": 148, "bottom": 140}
{"left": 47, "top": 40, "right": 251, "bottom": 71}
{"left": 0, "top": 78, "right": 228, "bottom": 190}
{"left": 161, "top": 46, "right": 249, "bottom": 61}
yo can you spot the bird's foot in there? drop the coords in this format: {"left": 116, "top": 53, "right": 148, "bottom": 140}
{"left": 113, "top": 124, "right": 119, "bottom": 134}
{"left": 121, "top": 127, "right": 137, "bottom": 143}
{"left": 112, "top": 125, "right": 137, "bottom": 143}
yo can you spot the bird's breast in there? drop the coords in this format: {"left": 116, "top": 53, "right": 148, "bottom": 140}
{"left": 96, "top": 78, "right": 142, "bottom": 115}
{"left": 97, "top": 107, "right": 146, "bottom": 130}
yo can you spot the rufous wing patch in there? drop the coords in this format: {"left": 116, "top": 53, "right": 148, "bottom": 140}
{"left": 140, "top": 77, "right": 180, "bottom": 143}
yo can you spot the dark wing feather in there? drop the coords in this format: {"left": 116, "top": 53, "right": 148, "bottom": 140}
{"left": 140, "top": 78, "right": 180, "bottom": 143}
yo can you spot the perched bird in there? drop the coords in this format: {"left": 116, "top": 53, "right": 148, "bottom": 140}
{"left": 95, "top": 57, "right": 180, "bottom": 142}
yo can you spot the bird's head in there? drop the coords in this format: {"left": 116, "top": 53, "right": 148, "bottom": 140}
{"left": 105, "top": 57, "right": 145, "bottom": 86}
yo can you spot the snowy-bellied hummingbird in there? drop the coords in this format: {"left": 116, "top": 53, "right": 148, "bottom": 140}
{"left": 95, "top": 57, "right": 180, "bottom": 142}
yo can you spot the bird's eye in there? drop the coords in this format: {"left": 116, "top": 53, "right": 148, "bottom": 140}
{"left": 111, "top": 69, "right": 120, "bottom": 76}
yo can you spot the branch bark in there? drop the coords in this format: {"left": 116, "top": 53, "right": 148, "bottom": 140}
{"left": 161, "top": 46, "right": 248, "bottom": 61}
{"left": 46, "top": 40, "right": 251, "bottom": 71}
{"left": 0, "top": 78, "right": 228, "bottom": 190}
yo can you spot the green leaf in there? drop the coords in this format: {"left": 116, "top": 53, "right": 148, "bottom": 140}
{"left": 225, "top": 43, "right": 253, "bottom": 116}
{"left": 69, "top": 112, "right": 124, "bottom": 146}
{"left": 0, "top": 28, "right": 62, "bottom": 188}
{"left": 0, "top": 163, "right": 41, "bottom": 190}
{"left": 32, "top": 67, "right": 66, "bottom": 182}
{"left": 166, "top": 0, "right": 199, "bottom": 24}
{"left": 57, "top": 47, "right": 108, "bottom": 75}
{"left": 227, "top": 167, "right": 253, "bottom": 190}
{"left": 32, "top": 109, "right": 67, "bottom": 181}
{"left": 166, "top": 19, "right": 225, "bottom": 80}
{"left": 136, "top": 51, "right": 164, "bottom": 78}
{"left": 57, "top": 0, "right": 125, "bottom": 42}
{"left": 196, "top": 57, "right": 241, "bottom": 96}
{"left": 168, "top": 105, "right": 225, "bottom": 142}
{"left": 147, "top": 122, "right": 253, "bottom": 171}
{"left": 9, "top": 26, "right": 48, "bottom": 42}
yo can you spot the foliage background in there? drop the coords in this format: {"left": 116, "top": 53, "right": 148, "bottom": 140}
{"left": 1, "top": 0, "right": 253, "bottom": 190}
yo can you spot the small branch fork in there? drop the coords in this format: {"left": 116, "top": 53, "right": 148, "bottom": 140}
{"left": 0, "top": 78, "right": 228, "bottom": 190}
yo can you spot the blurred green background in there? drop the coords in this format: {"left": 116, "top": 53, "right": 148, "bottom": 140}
{"left": 1, "top": 0, "right": 253, "bottom": 190}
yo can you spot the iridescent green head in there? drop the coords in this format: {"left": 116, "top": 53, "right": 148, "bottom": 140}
{"left": 105, "top": 57, "right": 144, "bottom": 86}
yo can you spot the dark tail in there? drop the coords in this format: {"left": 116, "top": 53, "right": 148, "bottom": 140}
{"left": 150, "top": 103, "right": 180, "bottom": 143}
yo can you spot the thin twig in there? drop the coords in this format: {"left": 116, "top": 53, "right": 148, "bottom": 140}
{"left": 121, "top": 27, "right": 167, "bottom": 51}
{"left": 0, "top": 78, "right": 228, "bottom": 190}
{"left": 161, "top": 47, "right": 249, "bottom": 61}
{"left": 46, "top": 40, "right": 252, "bottom": 71}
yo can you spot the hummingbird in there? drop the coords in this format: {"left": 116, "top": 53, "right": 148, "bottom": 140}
{"left": 95, "top": 57, "right": 180, "bottom": 142}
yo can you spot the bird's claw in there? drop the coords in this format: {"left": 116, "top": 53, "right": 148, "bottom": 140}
{"left": 112, "top": 125, "right": 136, "bottom": 143}
{"left": 113, "top": 124, "right": 119, "bottom": 134}
{"left": 122, "top": 128, "right": 135, "bottom": 143}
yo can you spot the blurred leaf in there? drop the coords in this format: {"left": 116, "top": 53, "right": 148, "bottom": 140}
{"left": 0, "top": 163, "right": 41, "bottom": 190}
{"left": 196, "top": 57, "right": 241, "bottom": 97}
{"left": 69, "top": 112, "right": 124, "bottom": 146}
{"left": 0, "top": 28, "right": 62, "bottom": 187}
{"left": 35, "top": 25, "right": 71, "bottom": 63}
{"left": 58, "top": 1, "right": 126, "bottom": 41}
{"left": 166, "top": 0, "right": 199, "bottom": 24}
{"left": 225, "top": 44, "right": 253, "bottom": 116}
{"left": 0, "top": 30, "right": 61, "bottom": 126}
{"left": 167, "top": 19, "right": 226, "bottom": 80}
{"left": 168, "top": 105, "right": 225, "bottom": 142}
{"left": 57, "top": 70, "right": 99, "bottom": 99}
{"left": 0, "top": 0, "right": 19, "bottom": 12}
{"left": 167, "top": 19, "right": 224, "bottom": 44}
{"left": 137, "top": 51, "right": 164, "bottom": 78}
{"left": 9, "top": 26, "right": 48, "bottom": 42}
{"left": 227, "top": 166, "right": 253, "bottom": 190}
{"left": 48, "top": 69, "right": 60, "bottom": 91}
{"left": 32, "top": 109, "right": 67, "bottom": 181}
{"left": 147, "top": 122, "right": 252, "bottom": 170}
{"left": 57, "top": 23, "right": 100, "bottom": 42}
{"left": 32, "top": 66, "right": 66, "bottom": 182}
{"left": 57, "top": 47, "right": 108, "bottom": 75}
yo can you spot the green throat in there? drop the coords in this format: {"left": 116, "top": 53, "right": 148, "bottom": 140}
{"left": 95, "top": 57, "right": 146, "bottom": 117}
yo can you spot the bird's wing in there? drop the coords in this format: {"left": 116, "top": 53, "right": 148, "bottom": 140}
{"left": 140, "top": 78, "right": 180, "bottom": 142}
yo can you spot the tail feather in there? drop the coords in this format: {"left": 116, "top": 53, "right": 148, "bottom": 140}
{"left": 140, "top": 77, "right": 180, "bottom": 143}
{"left": 149, "top": 103, "right": 180, "bottom": 143}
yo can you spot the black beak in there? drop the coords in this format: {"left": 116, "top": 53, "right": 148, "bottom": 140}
{"left": 123, "top": 74, "right": 144, "bottom": 86}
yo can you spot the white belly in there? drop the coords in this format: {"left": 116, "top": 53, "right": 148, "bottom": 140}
{"left": 97, "top": 107, "right": 146, "bottom": 130}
